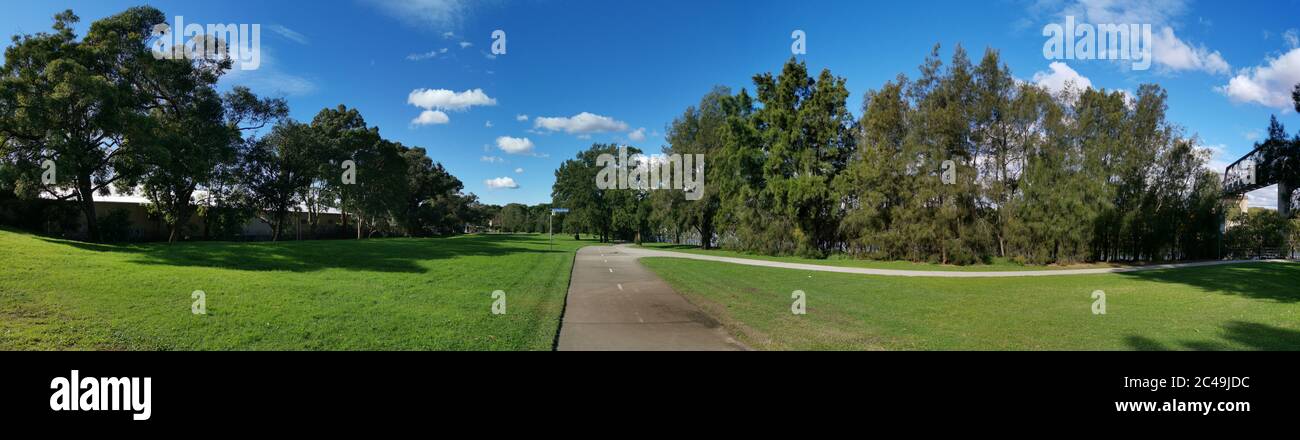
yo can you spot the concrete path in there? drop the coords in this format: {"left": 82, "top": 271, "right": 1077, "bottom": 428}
{"left": 556, "top": 246, "right": 747, "bottom": 351}
{"left": 615, "top": 245, "right": 1290, "bottom": 278}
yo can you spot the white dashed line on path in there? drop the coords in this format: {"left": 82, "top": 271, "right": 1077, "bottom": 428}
{"left": 556, "top": 246, "right": 748, "bottom": 351}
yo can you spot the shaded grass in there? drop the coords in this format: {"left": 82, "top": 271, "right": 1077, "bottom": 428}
{"left": 0, "top": 229, "right": 585, "bottom": 350}
{"left": 640, "top": 257, "right": 1300, "bottom": 350}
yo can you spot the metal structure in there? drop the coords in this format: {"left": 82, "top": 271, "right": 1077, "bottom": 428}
{"left": 1223, "top": 143, "right": 1294, "bottom": 216}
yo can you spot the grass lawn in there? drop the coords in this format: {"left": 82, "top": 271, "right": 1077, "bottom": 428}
{"left": 0, "top": 229, "right": 585, "bottom": 350}
{"left": 637, "top": 243, "right": 1146, "bottom": 272}
{"left": 640, "top": 257, "right": 1300, "bottom": 350}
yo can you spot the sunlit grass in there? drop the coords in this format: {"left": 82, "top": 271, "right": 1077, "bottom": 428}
{"left": 641, "top": 257, "right": 1300, "bottom": 350}
{"left": 0, "top": 229, "right": 585, "bottom": 350}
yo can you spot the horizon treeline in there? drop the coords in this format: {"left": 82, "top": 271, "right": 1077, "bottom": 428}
{"left": 0, "top": 7, "right": 489, "bottom": 242}
{"left": 556, "top": 46, "right": 1300, "bottom": 264}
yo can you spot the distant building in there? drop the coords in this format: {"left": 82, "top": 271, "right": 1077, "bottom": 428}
{"left": 37, "top": 190, "right": 344, "bottom": 242}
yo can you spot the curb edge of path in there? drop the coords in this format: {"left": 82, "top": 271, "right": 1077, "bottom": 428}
{"left": 550, "top": 247, "right": 581, "bottom": 352}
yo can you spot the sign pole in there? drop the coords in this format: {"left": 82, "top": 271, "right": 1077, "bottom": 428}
{"left": 548, "top": 208, "right": 568, "bottom": 252}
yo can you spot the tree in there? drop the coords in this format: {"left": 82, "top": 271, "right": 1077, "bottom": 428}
{"left": 395, "top": 144, "right": 464, "bottom": 236}
{"left": 0, "top": 9, "right": 149, "bottom": 241}
{"left": 1225, "top": 208, "right": 1289, "bottom": 258}
{"left": 124, "top": 44, "right": 287, "bottom": 241}
{"left": 1289, "top": 218, "right": 1300, "bottom": 258}
{"left": 242, "top": 121, "right": 319, "bottom": 241}
{"left": 835, "top": 79, "right": 910, "bottom": 259}
{"left": 722, "top": 58, "right": 855, "bottom": 257}
{"left": 552, "top": 144, "right": 643, "bottom": 242}
{"left": 499, "top": 203, "right": 530, "bottom": 233}
{"left": 664, "top": 86, "right": 734, "bottom": 249}
{"left": 1293, "top": 82, "right": 1299, "bottom": 113}
{"left": 971, "top": 48, "right": 1020, "bottom": 258}
{"left": 311, "top": 105, "right": 406, "bottom": 239}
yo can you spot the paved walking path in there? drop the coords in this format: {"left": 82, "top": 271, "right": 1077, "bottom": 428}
{"left": 555, "top": 246, "right": 747, "bottom": 351}
{"left": 615, "top": 245, "right": 1290, "bottom": 278}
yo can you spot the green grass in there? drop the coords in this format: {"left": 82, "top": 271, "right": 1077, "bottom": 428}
{"left": 637, "top": 243, "right": 1143, "bottom": 272}
{"left": 640, "top": 257, "right": 1300, "bottom": 350}
{"left": 0, "top": 229, "right": 585, "bottom": 350}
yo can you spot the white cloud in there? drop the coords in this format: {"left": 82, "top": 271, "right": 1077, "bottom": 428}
{"left": 515, "top": 114, "right": 529, "bottom": 121}
{"left": 1198, "top": 143, "right": 1232, "bottom": 174}
{"left": 1285, "top": 29, "right": 1299, "bottom": 49}
{"left": 1151, "top": 27, "right": 1230, "bottom": 75}
{"left": 459, "top": 41, "right": 473, "bottom": 48}
{"left": 1217, "top": 48, "right": 1300, "bottom": 110}
{"left": 1244, "top": 129, "right": 1262, "bottom": 141}
{"left": 405, "top": 88, "right": 495, "bottom": 125}
{"left": 412, "top": 110, "right": 449, "bottom": 126}
{"left": 407, "top": 88, "right": 497, "bottom": 111}
{"left": 480, "top": 155, "right": 504, "bottom": 163}
{"left": 1117, "top": 89, "right": 1137, "bottom": 109}
{"left": 484, "top": 120, "right": 493, "bottom": 128}
{"left": 514, "top": 167, "right": 524, "bottom": 174}
{"left": 628, "top": 127, "right": 647, "bottom": 142}
{"left": 496, "top": 136, "right": 535, "bottom": 155}
{"left": 365, "top": 0, "right": 469, "bottom": 30}
{"left": 1247, "top": 185, "right": 1279, "bottom": 209}
{"left": 406, "top": 50, "right": 439, "bottom": 61}
{"left": 220, "top": 47, "right": 316, "bottom": 96}
{"left": 1053, "top": 0, "right": 1229, "bottom": 74}
{"left": 485, "top": 177, "right": 519, "bottom": 189}
{"left": 1033, "top": 62, "right": 1093, "bottom": 95}
{"left": 534, "top": 112, "right": 629, "bottom": 135}
{"left": 267, "top": 24, "right": 308, "bottom": 45}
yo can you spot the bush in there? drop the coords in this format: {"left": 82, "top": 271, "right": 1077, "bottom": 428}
{"left": 97, "top": 209, "right": 134, "bottom": 243}
{"left": 199, "top": 205, "right": 254, "bottom": 241}
{"left": 1225, "top": 209, "right": 1291, "bottom": 258}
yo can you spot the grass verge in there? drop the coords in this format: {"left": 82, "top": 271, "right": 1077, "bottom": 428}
{"left": 640, "top": 256, "right": 1300, "bottom": 350}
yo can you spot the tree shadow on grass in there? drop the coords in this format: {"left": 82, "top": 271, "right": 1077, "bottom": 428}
{"left": 1124, "top": 335, "right": 1171, "bottom": 351}
{"left": 1126, "top": 321, "right": 1300, "bottom": 351}
{"left": 36, "top": 234, "right": 564, "bottom": 274}
{"left": 1118, "top": 262, "right": 1300, "bottom": 303}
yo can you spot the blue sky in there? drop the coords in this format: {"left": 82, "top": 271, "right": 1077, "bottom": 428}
{"left": 3, "top": 0, "right": 1300, "bottom": 206}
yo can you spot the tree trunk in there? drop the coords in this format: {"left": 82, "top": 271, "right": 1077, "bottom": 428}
{"left": 76, "top": 175, "right": 100, "bottom": 242}
{"left": 272, "top": 208, "right": 286, "bottom": 242}
{"left": 700, "top": 219, "right": 714, "bottom": 250}
{"left": 309, "top": 209, "right": 318, "bottom": 239}
{"left": 202, "top": 204, "right": 211, "bottom": 241}
{"left": 169, "top": 191, "right": 194, "bottom": 244}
